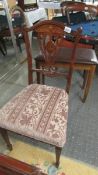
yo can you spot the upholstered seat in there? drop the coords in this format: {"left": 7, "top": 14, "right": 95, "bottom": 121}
{"left": 0, "top": 84, "right": 68, "bottom": 148}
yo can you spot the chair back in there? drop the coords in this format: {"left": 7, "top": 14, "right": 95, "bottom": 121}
{"left": 33, "top": 20, "right": 64, "bottom": 65}
{"left": 23, "top": 20, "right": 82, "bottom": 86}
{"left": 60, "top": 1, "right": 86, "bottom": 15}
{"left": 60, "top": 1, "right": 98, "bottom": 24}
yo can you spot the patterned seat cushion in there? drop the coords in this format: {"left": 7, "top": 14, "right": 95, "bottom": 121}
{"left": 0, "top": 84, "right": 68, "bottom": 147}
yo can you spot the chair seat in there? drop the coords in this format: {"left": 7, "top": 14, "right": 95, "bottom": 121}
{"left": 35, "top": 47, "right": 98, "bottom": 65}
{"left": 0, "top": 84, "right": 68, "bottom": 147}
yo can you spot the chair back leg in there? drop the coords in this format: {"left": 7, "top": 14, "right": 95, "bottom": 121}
{"left": 0, "top": 128, "right": 12, "bottom": 151}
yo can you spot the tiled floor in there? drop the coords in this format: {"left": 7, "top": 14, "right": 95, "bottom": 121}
{"left": 0, "top": 39, "right": 98, "bottom": 168}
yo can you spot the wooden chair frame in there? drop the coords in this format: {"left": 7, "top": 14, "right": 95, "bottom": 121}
{"left": 0, "top": 21, "right": 97, "bottom": 173}
{"left": 60, "top": 1, "right": 98, "bottom": 24}
{"left": 0, "top": 21, "right": 69, "bottom": 167}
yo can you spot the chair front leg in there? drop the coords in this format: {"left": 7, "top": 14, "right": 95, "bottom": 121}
{"left": 55, "top": 146, "right": 62, "bottom": 168}
{"left": 0, "top": 128, "right": 12, "bottom": 151}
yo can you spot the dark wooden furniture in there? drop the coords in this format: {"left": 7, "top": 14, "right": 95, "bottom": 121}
{"left": 0, "top": 37, "right": 7, "bottom": 56}
{"left": 53, "top": 2, "right": 86, "bottom": 25}
{"left": 0, "top": 5, "right": 26, "bottom": 54}
{"left": 31, "top": 20, "right": 97, "bottom": 102}
{"left": 0, "top": 20, "right": 97, "bottom": 171}
{"left": 59, "top": 38, "right": 98, "bottom": 102}
{"left": 60, "top": 1, "right": 87, "bottom": 25}
{"left": 56, "top": 1, "right": 98, "bottom": 25}
{"left": 0, "top": 22, "right": 70, "bottom": 168}
{"left": 53, "top": 2, "right": 98, "bottom": 47}
{"left": 53, "top": 2, "right": 98, "bottom": 92}
{"left": 17, "top": 0, "right": 38, "bottom": 11}
{"left": 0, "top": 154, "right": 47, "bottom": 175}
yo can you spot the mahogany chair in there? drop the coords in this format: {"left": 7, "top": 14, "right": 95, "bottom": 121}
{"left": 0, "top": 20, "right": 97, "bottom": 170}
{"left": 0, "top": 154, "right": 46, "bottom": 175}
{"left": 60, "top": 1, "right": 98, "bottom": 25}
{"left": 0, "top": 5, "right": 26, "bottom": 54}
{"left": 31, "top": 20, "right": 98, "bottom": 102}
{"left": 0, "top": 20, "right": 75, "bottom": 168}
{"left": 52, "top": 2, "right": 86, "bottom": 25}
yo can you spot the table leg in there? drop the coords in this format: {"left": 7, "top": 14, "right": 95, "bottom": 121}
{"left": 82, "top": 70, "right": 89, "bottom": 89}
{"left": 82, "top": 65, "right": 96, "bottom": 102}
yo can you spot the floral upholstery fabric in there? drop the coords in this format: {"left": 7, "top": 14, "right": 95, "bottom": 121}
{"left": 0, "top": 84, "right": 68, "bottom": 147}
